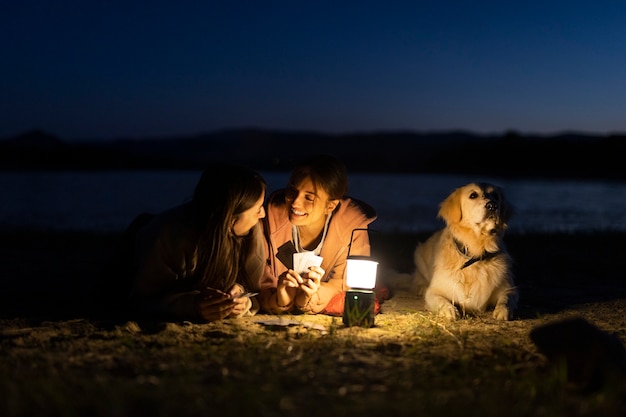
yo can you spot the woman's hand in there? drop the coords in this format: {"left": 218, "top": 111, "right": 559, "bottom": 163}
{"left": 228, "top": 296, "right": 252, "bottom": 317}
{"left": 228, "top": 283, "right": 246, "bottom": 297}
{"left": 227, "top": 284, "right": 253, "bottom": 317}
{"left": 295, "top": 266, "right": 324, "bottom": 309}
{"left": 276, "top": 269, "right": 301, "bottom": 307}
{"left": 195, "top": 287, "right": 235, "bottom": 322}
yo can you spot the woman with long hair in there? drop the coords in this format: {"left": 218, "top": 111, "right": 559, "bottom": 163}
{"left": 128, "top": 163, "right": 267, "bottom": 322}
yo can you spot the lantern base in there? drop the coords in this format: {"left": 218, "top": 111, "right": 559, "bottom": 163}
{"left": 343, "top": 289, "right": 375, "bottom": 327}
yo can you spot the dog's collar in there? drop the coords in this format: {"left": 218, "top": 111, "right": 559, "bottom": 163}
{"left": 453, "top": 238, "right": 500, "bottom": 269}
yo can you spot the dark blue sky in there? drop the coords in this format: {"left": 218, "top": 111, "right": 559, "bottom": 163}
{"left": 2, "top": 1, "right": 626, "bottom": 140}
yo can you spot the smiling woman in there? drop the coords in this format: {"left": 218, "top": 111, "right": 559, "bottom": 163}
{"left": 257, "top": 154, "right": 381, "bottom": 316}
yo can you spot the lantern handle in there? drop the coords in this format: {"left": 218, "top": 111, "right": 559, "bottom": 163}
{"left": 347, "top": 228, "right": 379, "bottom": 257}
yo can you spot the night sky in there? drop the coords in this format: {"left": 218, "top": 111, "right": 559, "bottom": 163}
{"left": 2, "top": 1, "right": 626, "bottom": 141}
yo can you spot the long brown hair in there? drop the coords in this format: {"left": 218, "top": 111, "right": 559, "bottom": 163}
{"left": 192, "top": 163, "right": 266, "bottom": 291}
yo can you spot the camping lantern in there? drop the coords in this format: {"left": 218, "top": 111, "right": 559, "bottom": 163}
{"left": 343, "top": 229, "right": 378, "bottom": 327}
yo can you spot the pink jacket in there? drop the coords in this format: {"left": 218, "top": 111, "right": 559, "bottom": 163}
{"left": 258, "top": 189, "right": 377, "bottom": 314}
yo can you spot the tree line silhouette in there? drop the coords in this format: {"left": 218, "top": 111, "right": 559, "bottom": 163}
{"left": 1, "top": 129, "right": 624, "bottom": 182}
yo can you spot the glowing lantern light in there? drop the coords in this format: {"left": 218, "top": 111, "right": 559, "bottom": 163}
{"left": 342, "top": 229, "right": 379, "bottom": 328}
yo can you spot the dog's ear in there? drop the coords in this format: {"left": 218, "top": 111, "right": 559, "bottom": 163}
{"left": 437, "top": 187, "right": 463, "bottom": 225}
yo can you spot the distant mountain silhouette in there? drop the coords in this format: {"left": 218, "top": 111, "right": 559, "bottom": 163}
{"left": 1, "top": 128, "right": 624, "bottom": 181}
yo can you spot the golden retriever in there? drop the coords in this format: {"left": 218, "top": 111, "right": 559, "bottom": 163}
{"left": 412, "top": 182, "right": 517, "bottom": 320}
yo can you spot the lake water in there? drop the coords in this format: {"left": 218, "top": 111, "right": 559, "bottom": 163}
{"left": 0, "top": 171, "right": 624, "bottom": 234}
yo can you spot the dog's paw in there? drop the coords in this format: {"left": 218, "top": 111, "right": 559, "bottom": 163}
{"left": 437, "top": 304, "right": 459, "bottom": 320}
{"left": 492, "top": 304, "right": 512, "bottom": 321}
{"left": 410, "top": 272, "right": 429, "bottom": 297}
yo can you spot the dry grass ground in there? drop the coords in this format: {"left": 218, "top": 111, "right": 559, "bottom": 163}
{"left": 1, "top": 230, "right": 625, "bottom": 417}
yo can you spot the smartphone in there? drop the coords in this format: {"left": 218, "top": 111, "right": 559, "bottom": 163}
{"left": 232, "top": 291, "right": 259, "bottom": 299}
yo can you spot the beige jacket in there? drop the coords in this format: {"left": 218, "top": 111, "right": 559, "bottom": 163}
{"left": 258, "top": 189, "right": 377, "bottom": 314}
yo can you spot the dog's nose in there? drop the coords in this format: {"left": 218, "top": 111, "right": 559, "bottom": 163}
{"left": 486, "top": 201, "right": 498, "bottom": 212}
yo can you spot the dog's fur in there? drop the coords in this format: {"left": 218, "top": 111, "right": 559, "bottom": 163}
{"left": 412, "top": 182, "right": 518, "bottom": 320}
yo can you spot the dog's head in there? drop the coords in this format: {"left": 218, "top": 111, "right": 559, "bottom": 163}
{"left": 437, "top": 182, "right": 513, "bottom": 238}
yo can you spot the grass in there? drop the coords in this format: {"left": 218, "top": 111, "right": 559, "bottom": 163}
{"left": 0, "top": 230, "right": 625, "bottom": 416}
{"left": 2, "top": 307, "right": 625, "bottom": 417}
